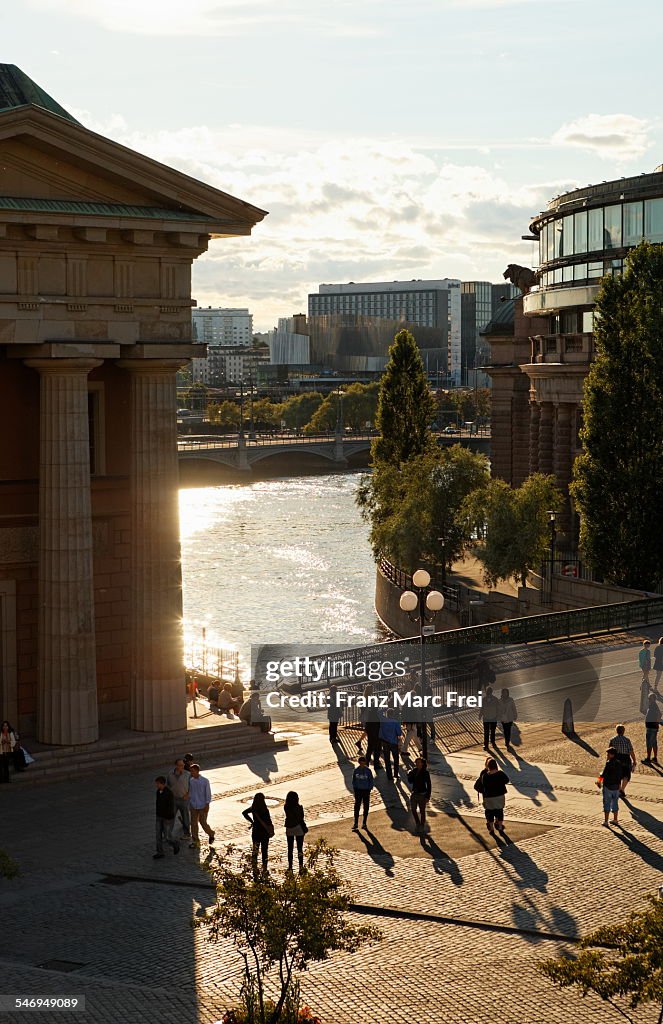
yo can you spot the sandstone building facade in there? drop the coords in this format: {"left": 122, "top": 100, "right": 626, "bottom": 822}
{"left": 0, "top": 65, "right": 266, "bottom": 744}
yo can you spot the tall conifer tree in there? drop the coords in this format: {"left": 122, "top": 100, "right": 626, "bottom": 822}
{"left": 571, "top": 242, "right": 663, "bottom": 590}
{"left": 372, "top": 329, "right": 435, "bottom": 466}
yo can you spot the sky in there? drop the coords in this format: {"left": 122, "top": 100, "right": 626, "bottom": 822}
{"left": 3, "top": 0, "right": 663, "bottom": 330}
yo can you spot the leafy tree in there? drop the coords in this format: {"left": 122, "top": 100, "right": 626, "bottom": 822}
{"left": 304, "top": 383, "right": 379, "bottom": 435}
{"left": 571, "top": 241, "right": 663, "bottom": 590}
{"left": 464, "top": 473, "right": 563, "bottom": 588}
{"left": 372, "top": 329, "right": 435, "bottom": 465}
{"left": 539, "top": 895, "right": 663, "bottom": 1023}
{"left": 362, "top": 447, "right": 489, "bottom": 577}
{"left": 208, "top": 400, "right": 241, "bottom": 432}
{"left": 280, "top": 392, "right": 324, "bottom": 431}
{"left": 251, "top": 398, "right": 280, "bottom": 430}
{"left": 195, "top": 840, "right": 379, "bottom": 1024}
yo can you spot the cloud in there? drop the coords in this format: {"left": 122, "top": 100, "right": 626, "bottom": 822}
{"left": 26, "top": 0, "right": 385, "bottom": 37}
{"left": 77, "top": 115, "right": 557, "bottom": 328}
{"left": 551, "top": 114, "right": 652, "bottom": 161}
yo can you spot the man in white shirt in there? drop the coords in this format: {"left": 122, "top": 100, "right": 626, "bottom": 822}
{"left": 188, "top": 764, "right": 215, "bottom": 848}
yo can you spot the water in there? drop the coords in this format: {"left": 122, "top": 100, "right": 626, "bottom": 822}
{"left": 179, "top": 473, "right": 384, "bottom": 668}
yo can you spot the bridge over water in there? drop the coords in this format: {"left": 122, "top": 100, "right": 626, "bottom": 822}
{"left": 178, "top": 428, "right": 491, "bottom": 475}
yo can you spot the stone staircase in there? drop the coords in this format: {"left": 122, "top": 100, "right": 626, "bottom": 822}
{"left": 10, "top": 722, "right": 288, "bottom": 787}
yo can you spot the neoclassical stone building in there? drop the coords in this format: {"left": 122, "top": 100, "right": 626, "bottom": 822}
{"left": 485, "top": 164, "right": 663, "bottom": 544}
{"left": 0, "top": 65, "right": 266, "bottom": 743}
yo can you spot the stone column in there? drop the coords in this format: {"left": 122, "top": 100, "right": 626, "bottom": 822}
{"left": 538, "top": 401, "right": 554, "bottom": 476}
{"left": 554, "top": 403, "right": 574, "bottom": 537}
{"left": 529, "top": 402, "right": 541, "bottom": 475}
{"left": 25, "top": 358, "right": 101, "bottom": 746}
{"left": 119, "top": 360, "right": 186, "bottom": 732}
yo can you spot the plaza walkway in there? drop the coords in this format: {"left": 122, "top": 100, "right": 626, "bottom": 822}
{"left": 1, "top": 638, "right": 662, "bottom": 1023}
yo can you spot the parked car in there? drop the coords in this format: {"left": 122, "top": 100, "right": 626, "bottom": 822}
{"left": 443, "top": 425, "right": 460, "bottom": 434}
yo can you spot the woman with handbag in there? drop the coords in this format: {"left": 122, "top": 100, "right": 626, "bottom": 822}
{"left": 474, "top": 756, "right": 510, "bottom": 835}
{"left": 283, "top": 790, "right": 308, "bottom": 873}
{"left": 242, "top": 792, "right": 274, "bottom": 876}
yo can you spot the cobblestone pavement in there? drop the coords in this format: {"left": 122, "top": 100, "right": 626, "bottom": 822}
{"left": 1, "top": 699, "right": 662, "bottom": 1024}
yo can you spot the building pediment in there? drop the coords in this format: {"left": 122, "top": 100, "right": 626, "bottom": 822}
{"left": 0, "top": 104, "right": 267, "bottom": 237}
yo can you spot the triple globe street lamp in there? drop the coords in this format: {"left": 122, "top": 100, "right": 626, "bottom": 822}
{"left": 399, "top": 569, "right": 445, "bottom": 761}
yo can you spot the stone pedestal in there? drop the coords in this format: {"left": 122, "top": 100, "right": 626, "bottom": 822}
{"left": 120, "top": 360, "right": 186, "bottom": 732}
{"left": 26, "top": 358, "right": 101, "bottom": 745}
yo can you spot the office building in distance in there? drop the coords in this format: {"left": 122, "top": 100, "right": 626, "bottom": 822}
{"left": 309, "top": 278, "right": 462, "bottom": 384}
{"left": 192, "top": 306, "right": 252, "bottom": 346}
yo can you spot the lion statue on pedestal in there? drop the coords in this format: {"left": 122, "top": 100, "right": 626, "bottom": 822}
{"left": 503, "top": 264, "right": 538, "bottom": 293}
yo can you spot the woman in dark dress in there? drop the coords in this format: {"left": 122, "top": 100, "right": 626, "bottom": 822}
{"left": 283, "top": 790, "right": 307, "bottom": 873}
{"left": 242, "top": 792, "right": 274, "bottom": 876}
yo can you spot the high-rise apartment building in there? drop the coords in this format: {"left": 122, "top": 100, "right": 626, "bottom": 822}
{"left": 192, "top": 306, "right": 253, "bottom": 346}
{"left": 309, "top": 279, "right": 462, "bottom": 383}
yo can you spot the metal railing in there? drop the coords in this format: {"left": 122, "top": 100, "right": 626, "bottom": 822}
{"left": 378, "top": 556, "right": 461, "bottom": 609}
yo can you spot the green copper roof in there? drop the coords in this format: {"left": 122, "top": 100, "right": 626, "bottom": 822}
{"left": 0, "top": 196, "right": 214, "bottom": 221}
{"left": 0, "top": 64, "right": 80, "bottom": 124}
{"left": 481, "top": 296, "right": 516, "bottom": 336}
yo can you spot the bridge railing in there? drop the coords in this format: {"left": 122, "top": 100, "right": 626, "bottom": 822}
{"left": 378, "top": 556, "right": 461, "bottom": 610}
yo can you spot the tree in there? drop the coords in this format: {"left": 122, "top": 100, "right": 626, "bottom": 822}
{"left": 280, "top": 392, "right": 324, "bottom": 431}
{"left": 464, "top": 473, "right": 563, "bottom": 588}
{"left": 571, "top": 241, "right": 663, "bottom": 590}
{"left": 362, "top": 447, "right": 489, "bottom": 577}
{"left": 372, "top": 329, "right": 435, "bottom": 465}
{"left": 304, "top": 382, "right": 379, "bottom": 435}
{"left": 196, "top": 840, "right": 379, "bottom": 1024}
{"left": 251, "top": 398, "right": 280, "bottom": 430}
{"left": 539, "top": 895, "right": 663, "bottom": 1023}
{"left": 208, "top": 400, "right": 241, "bottom": 432}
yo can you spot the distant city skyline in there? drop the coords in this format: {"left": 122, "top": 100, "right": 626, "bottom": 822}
{"left": 3, "top": 0, "right": 662, "bottom": 329}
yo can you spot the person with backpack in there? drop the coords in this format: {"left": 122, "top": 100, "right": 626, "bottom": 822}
{"left": 352, "top": 756, "right": 374, "bottom": 831}
{"left": 242, "top": 792, "right": 274, "bottom": 876}
{"left": 474, "top": 756, "right": 510, "bottom": 835}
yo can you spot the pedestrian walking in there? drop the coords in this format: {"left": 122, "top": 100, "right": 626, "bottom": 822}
{"left": 408, "top": 756, "right": 432, "bottom": 834}
{"left": 188, "top": 764, "right": 216, "bottom": 848}
{"left": 608, "top": 725, "right": 636, "bottom": 797}
{"left": 643, "top": 693, "right": 661, "bottom": 764}
{"left": 154, "top": 776, "right": 180, "bottom": 859}
{"left": 401, "top": 701, "right": 423, "bottom": 760}
{"left": 167, "top": 758, "right": 191, "bottom": 836}
{"left": 480, "top": 686, "right": 499, "bottom": 750}
{"left": 359, "top": 686, "right": 382, "bottom": 770}
{"left": 497, "top": 688, "right": 518, "bottom": 750}
{"left": 328, "top": 683, "right": 341, "bottom": 744}
{"left": 0, "top": 721, "right": 18, "bottom": 784}
{"left": 352, "top": 756, "right": 374, "bottom": 831}
{"left": 284, "top": 791, "right": 307, "bottom": 873}
{"left": 379, "top": 710, "right": 402, "bottom": 781}
{"left": 242, "top": 792, "right": 274, "bottom": 876}
{"left": 596, "top": 748, "right": 625, "bottom": 826}
{"left": 474, "top": 756, "right": 510, "bottom": 835}
{"left": 654, "top": 637, "right": 663, "bottom": 691}
{"left": 639, "top": 640, "right": 652, "bottom": 686}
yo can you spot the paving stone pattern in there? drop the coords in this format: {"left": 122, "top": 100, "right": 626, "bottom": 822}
{"left": 1, "top": 708, "right": 662, "bottom": 1024}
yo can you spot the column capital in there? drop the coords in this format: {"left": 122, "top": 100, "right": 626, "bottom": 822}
{"left": 24, "top": 358, "right": 103, "bottom": 374}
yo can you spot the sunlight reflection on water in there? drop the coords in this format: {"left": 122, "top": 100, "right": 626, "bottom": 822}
{"left": 179, "top": 473, "right": 383, "bottom": 664}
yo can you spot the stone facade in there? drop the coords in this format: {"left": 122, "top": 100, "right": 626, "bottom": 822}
{"left": 483, "top": 296, "right": 587, "bottom": 543}
{"left": 0, "top": 67, "right": 266, "bottom": 741}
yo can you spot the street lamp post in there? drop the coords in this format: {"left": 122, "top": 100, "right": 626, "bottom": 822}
{"left": 547, "top": 509, "right": 557, "bottom": 605}
{"left": 399, "top": 569, "right": 445, "bottom": 761}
